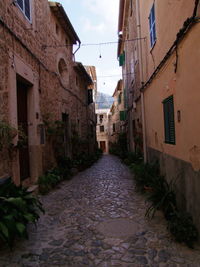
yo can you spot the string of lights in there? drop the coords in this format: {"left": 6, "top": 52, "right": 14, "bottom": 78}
{"left": 97, "top": 72, "right": 134, "bottom": 78}
{"left": 42, "top": 37, "right": 146, "bottom": 49}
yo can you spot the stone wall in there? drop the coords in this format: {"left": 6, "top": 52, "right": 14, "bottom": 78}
{"left": 0, "top": 0, "right": 95, "bottom": 184}
{"left": 147, "top": 147, "right": 200, "bottom": 235}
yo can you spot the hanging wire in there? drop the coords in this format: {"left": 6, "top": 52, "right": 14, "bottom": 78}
{"left": 42, "top": 37, "right": 146, "bottom": 49}
{"left": 99, "top": 43, "right": 102, "bottom": 58}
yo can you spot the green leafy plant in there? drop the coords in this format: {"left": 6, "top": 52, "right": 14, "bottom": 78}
{"left": 0, "top": 179, "right": 44, "bottom": 247}
{"left": 109, "top": 133, "right": 128, "bottom": 159}
{"left": 168, "top": 211, "right": 198, "bottom": 248}
{"left": 131, "top": 160, "right": 199, "bottom": 248}
{"left": 145, "top": 177, "right": 177, "bottom": 220}
{"left": 131, "top": 162, "right": 160, "bottom": 193}
{"left": 0, "top": 121, "right": 17, "bottom": 151}
{"left": 38, "top": 172, "right": 62, "bottom": 194}
{"left": 123, "top": 151, "right": 143, "bottom": 166}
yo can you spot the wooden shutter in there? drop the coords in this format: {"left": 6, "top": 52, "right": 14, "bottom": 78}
{"left": 17, "top": 0, "right": 23, "bottom": 9}
{"left": 88, "top": 89, "right": 93, "bottom": 105}
{"left": 24, "top": 0, "right": 31, "bottom": 20}
{"left": 163, "top": 96, "right": 175, "bottom": 144}
{"left": 119, "top": 51, "right": 125, "bottom": 66}
{"left": 120, "top": 111, "right": 126, "bottom": 121}
{"left": 149, "top": 4, "right": 156, "bottom": 47}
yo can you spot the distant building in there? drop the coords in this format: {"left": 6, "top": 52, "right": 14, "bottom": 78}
{"left": 85, "top": 65, "right": 98, "bottom": 153}
{"left": 96, "top": 109, "right": 111, "bottom": 154}
{"left": 118, "top": 0, "right": 143, "bottom": 153}
{"left": 109, "top": 80, "right": 126, "bottom": 144}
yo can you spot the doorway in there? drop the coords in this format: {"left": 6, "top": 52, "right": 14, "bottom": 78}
{"left": 17, "top": 79, "right": 30, "bottom": 181}
{"left": 100, "top": 141, "right": 106, "bottom": 153}
{"left": 62, "top": 113, "right": 70, "bottom": 157}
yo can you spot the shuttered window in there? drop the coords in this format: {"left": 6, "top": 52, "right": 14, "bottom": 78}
{"left": 16, "top": 0, "right": 31, "bottom": 21}
{"left": 17, "top": 0, "right": 23, "bottom": 9}
{"left": 87, "top": 89, "right": 93, "bottom": 105}
{"left": 119, "top": 51, "right": 125, "bottom": 66}
{"left": 120, "top": 111, "right": 127, "bottom": 121}
{"left": 149, "top": 4, "right": 156, "bottom": 47}
{"left": 163, "top": 96, "right": 175, "bottom": 144}
{"left": 24, "top": 0, "right": 31, "bottom": 19}
{"left": 100, "top": 126, "right": 104, "bottom": 132}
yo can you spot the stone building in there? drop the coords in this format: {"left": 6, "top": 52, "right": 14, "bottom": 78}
{"left": 0, "top": 0, "right": 96, "bottom": 186}
{"left": 85, "top": 65, "right": 98, "bottom": 153}
{"left": 117, "top": 0, "right": 200, "bottom": 232}
{"left": 109, "top": 79, "right": 126, "bottom": 145}
{"left": 96, "top": 109, "right": 111, "bottom": 154}
{"left": 117, "top": 0, "right": 143, "bottom": 154}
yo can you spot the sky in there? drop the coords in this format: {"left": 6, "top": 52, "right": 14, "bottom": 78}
{"left": 56, "top": 0, "right": 121, "bottom": 96}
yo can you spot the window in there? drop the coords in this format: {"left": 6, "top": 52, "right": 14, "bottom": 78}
{"left": 113, "top": 124, "right": 116, "bottom": 133}
{"left": 132, "top": 120, "right": 136, "bottom": 136}
{"left": 130, "top": 0, "right": 133, "bottom": 16}
{"left": 16, "top": 0, "right": 31, "bottom": 21}
{"left": 75, "top": 76, "right": 79, "bottom": 86}
{"left": 90, "top": 125, "right": 94, "bottom": 138}
{"left": 100, "top": 125, "right": 104, "bottom": 132}
{"left": 163, "top": 96, "right": 175, "bottom": 144}
{"left": 119, "top": 51, "right": 125, "bottom": 66}
{"left": 56, "top": 24, "right": 59, "bottom": 35}
{"left": 118, "top": 93, "right": 122, "bottom": 104}
{"left": 120, "top": 110, "right": 126, "bottom": 121}
{"left": 39, "top": 124, "right": 45, "bottom": 145}
{"left": 99, "top": 115, "right": 103, "bottom": 123}
{"left": 88, "top": 89, "right": 93, "bottom": 105}
{"left": 149, "top": 4, "right": 156, "bottom": 47}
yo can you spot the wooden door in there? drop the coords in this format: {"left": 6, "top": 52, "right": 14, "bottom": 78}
{"left": 17, "top": 80, "right": 30, "bottom": 181}
{"left": 100, "top": 141, "right": 106, "bottom": 153}
{"left": 62, "top": 113, "right": 70, "bottom": 157}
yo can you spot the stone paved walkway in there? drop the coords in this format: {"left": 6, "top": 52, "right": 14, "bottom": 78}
{"left": 0, "top": 155, "right": 200, "bottom": 267}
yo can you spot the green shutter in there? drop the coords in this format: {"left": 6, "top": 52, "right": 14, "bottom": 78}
{"left": 120, "top": 111, "right": 127, "bottom": 121}
{"left": 119, "top": 51, "right": 125, "bottom": 66}
{"left": 163, "top": 96, "right": 175, "bottom": 144}
{"left": 118, "top": 93, "right": 122, "bottom": 104}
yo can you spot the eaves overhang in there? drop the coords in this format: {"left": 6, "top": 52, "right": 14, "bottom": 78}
{"left": 49, "top": 1, "right": 81, "bottom": 45}
{"left": 74, "top": 62, "right": 93, "bottom": 85}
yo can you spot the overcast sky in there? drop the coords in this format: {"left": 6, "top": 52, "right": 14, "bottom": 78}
{"left": 55, "top": 0, "right": 121, "bottom": 96}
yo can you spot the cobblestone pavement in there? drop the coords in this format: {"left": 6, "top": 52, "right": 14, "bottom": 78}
{"left": 0, "top": 155, "right": 200, "bottom": 267}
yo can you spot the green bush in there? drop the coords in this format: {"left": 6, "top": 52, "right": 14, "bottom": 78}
{"left": 109, "top": 133, "right": 128, "bottom": 159}
{"left": 0, "top": 180, "right": 44, "bottom": 247}
{"left": 123, "top": 152, "right": 143, "bottom": 166}
{"left": 168, "top": 211, "right": 198, "bottom": 248}
{"left": 130, "top": 160, "right": 198, "bottom": 248}
{"left": 38, "top": 172, "right": 62, "bottom": 194}
{"left": 145, "top": 177, "right": 177, "bottom": 220}
{"left": 131, "top": 162, "right": 160, "bottom": 193}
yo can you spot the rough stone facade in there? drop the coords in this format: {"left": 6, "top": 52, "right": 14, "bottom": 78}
{"left": 109, "top": 80, "right": 125, "bottom": 145}
{"left": 0, "top": 0, "right": 96, "bottom": 185}
{"left": 96, "top": 109, "right": 111, "bottom": 154}
{"left": 118, "top": 0, "right": 143, "bottom": 154}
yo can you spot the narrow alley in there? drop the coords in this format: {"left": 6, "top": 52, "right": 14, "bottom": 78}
{"left": 0, "top": 155, "right": 200, "bottom": 267}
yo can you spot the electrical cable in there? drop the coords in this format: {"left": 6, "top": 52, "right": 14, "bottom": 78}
{"left": 42, "top": 37, "right": 146, "bottom": 49}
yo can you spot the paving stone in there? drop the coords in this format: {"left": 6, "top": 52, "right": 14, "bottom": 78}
{"left": 90, "top": 248, "right": 101, "bottom": 256}
{"left": 0, "top": 155, "right": 200, "bottom": 266}
{"left": 121, "top": 253, "right": 135, "bottom": 263}
{"left": 135, "top": 255, "right": 148, "bottom": 265}
{"left": 48, "top": 239, "right": 64, "bottom": 246}
{"left": 130, "top": 248, "right": 146, "bottom": 255}
{"left": 147, "top": 248, "right": 157, "bottom": 260}
{"left": 158, "top": 249, "right": 171, "bottom": 263}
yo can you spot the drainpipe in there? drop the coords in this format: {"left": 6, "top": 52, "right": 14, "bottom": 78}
{"left": 73, "top": 41, "right": 81, "bottom": 61}
{"left": 136, "top": 0, "right": 147, "bottom": 163}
